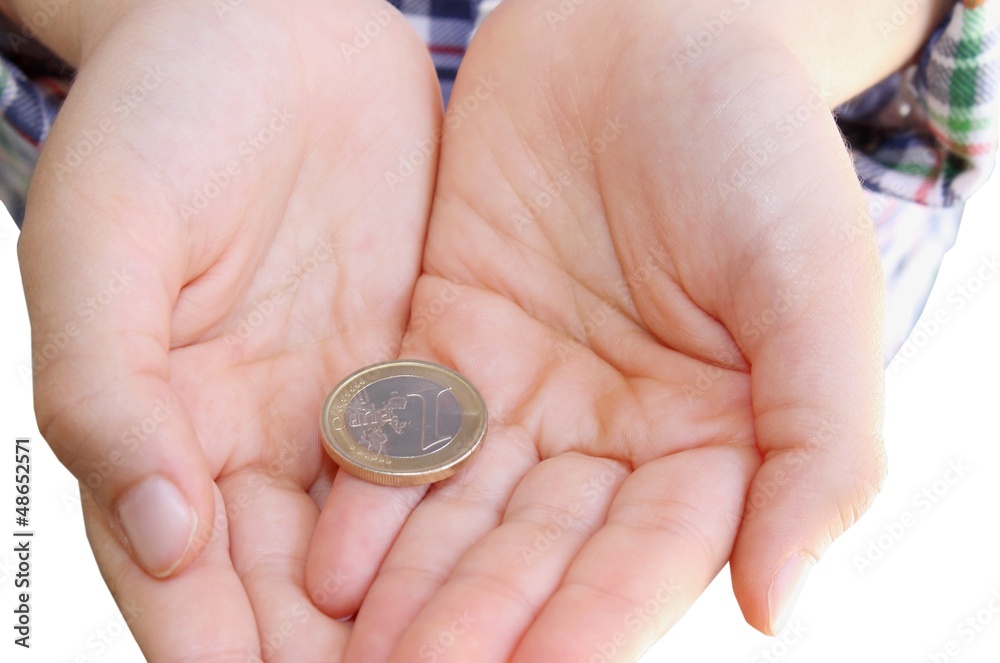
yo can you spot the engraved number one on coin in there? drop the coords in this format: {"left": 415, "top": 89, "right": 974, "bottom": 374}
{"left": 407, "top": 387, "right": 454, "bottom": 451}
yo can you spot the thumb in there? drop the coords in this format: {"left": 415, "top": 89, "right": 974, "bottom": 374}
{"left": 725, "top": 118, "right": 887, "bottom": 635}
{"left": 18, "top": 117, "right": 214, "bottom": 581}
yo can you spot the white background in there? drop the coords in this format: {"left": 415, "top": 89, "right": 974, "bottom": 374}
{"left": 0, "top": 170, "right": 997, "bottom": 662}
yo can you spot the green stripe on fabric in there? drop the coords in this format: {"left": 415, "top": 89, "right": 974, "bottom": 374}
{"left": 872, "top": 158, "right": 938, "bottom": 178}
{"left": 927, "top": 107, "right": 993, "bottom": 133}
{"left": 949, "top": 4, "right": 988, "bottom": 142}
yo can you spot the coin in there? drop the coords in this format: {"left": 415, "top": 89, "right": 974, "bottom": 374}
{"left": 320, "top": 360, "right": 488, "bottom": 486}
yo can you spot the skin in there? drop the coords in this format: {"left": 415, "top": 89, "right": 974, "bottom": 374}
{"left": 17, "top": 0, "right": 440, "bottom": 659}
{"left": 9, "top": 0, "right": 953, "bottom": 660}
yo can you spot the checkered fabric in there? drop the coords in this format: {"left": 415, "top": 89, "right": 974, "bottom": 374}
{"left": 387, "top": 0, "right": 483, "bottom": 101}
{"left": 841, "top": 0, "right": 998, "bottom": 208}
{"left": 0, "top": 0, "right": 996, "bottom": 363}
{"left": 0, "top": 56, "right": 63, "bottom": 222}
{"left": 837, "top": 0, "right": 999, "bottom": 360}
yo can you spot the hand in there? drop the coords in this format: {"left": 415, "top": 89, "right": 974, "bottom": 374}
{"left": 18, "top": 0, "right": 440, "bottom": 659}
{"left": 306, "top": 1, "right": 889, "bottom": 660}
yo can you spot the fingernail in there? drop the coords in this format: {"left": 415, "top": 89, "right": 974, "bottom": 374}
{"left": 767, "top": 552, "right": 813, "bottom": 635}
{"left": 118, "top": 476, "right": 197, "bottom": 578}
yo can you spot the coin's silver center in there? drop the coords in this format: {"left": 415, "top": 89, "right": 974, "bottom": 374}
{"left": 344, "top": 375, "right": 463, "bottom": 458}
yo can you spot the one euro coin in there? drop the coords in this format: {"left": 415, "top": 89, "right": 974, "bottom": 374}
{"left": 320, "top": 360, "right": 487, "bottom": 486}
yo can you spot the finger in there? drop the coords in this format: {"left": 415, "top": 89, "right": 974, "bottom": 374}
{"left": 19, "top": 208, "right": 214, "bottom": 578}
{"left": 597, "top": 42, "right": 888, "bottom": 635}
{"left": 19, "top": 240, "right": 213, "bottom": 579}
{"left": 306, "top": 473, "right": 427, "bottom": 618}
{"left": 83, "top": 483, "right": 260, "bottom": 662}
{"left": 224, "top": 473, "right": 350, "bottom": 662}
{"left": 17, "top": 45, "right": 227, "bottom": 577}
{"left": 514, "top": 446, "right": 758, "bottom": 661}
{"left": 715, "top": 86, "right": 887, "bottom": 633}
{"left": 388, "top": 453, "right": 627, "bottom": 663}
{"left": 344, "top": 422, "right": 538, "bottom": 663}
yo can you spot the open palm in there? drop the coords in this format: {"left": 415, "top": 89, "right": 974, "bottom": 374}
{"left": 307, "top": 2, "right": 887, "bottom": 661}
{"left": 18, "top": 1, "right": 441, "bottom": 660}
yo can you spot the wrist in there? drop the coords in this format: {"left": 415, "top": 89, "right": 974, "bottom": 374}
{"left": 628, "top": 0, "right": 954, "bottom": 108}
{"left": 738, "top": 0, "right": 954, "bottom": 106}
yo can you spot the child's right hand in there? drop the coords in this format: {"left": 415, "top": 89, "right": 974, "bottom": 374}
{"left": 16, "top": 0, "right": 440, "bottom": 659}
{"left": 302, "top": 1, "right": 950, "bottom": 659}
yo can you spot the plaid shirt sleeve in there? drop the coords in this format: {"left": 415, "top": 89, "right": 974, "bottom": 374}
{"left": 836, "top": 0, "right": 999, "bottom": 362}
{"left": 0, "top": 0, "right": 996, "bottom": 362}
{"left": 0, "top": 54, "right": 65, "bottom": 224}
{"left": 840, "top": 0, "right": 998, "bottom": 208}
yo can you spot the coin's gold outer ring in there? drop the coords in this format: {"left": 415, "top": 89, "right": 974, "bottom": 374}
{"left": 320, "top": 360, "right": 488, "bottom": 487}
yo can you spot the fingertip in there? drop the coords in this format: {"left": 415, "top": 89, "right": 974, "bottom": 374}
{"left": 765, "top": 551, "right": 814, "bottom": 635}
{"left": 304, "top": 541, "right": 364, "bottom": 619}
{"left": 305, "top": 474, "right": 426, "bottom": 618}
{"left": 731, "top": 436, "right": 885, "bottom": 635}
{"left": 116, "top": 474, "right": 199, "bottom": 578}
